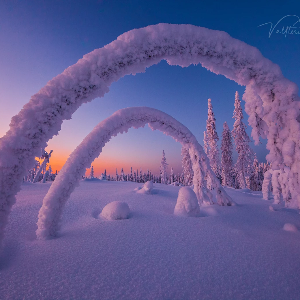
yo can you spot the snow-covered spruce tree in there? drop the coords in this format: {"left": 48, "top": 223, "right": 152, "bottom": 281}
{"left": 90, "top": 166, "right": 95, "bottom": 179}
{"left": 130, "top": 167, "right": 133, "bottom": 181}
{"left": 120, "top": 168, "right": 125, "bottom": 181}
{"left": 221, "top": 122, "right": 234, "bottom": 187}
{"left": 204, "top": 98, "right": 221, "bottom": 184}
{"left": 232, "top": 91, "right": 254, "bottom": 189}
{"left": 249, "top": 157, "right": 264, "bottom": 191}
{"left": 139, "top": 169, "right": 143, "bottom": 183}
{"left": 181, "top": 146, "right": 194, "bottom": 186}
{"left": 170, "top": 167, "right": 176, "bottom": 184}
{"left": 160, "top": 150, "right": 168, "bottom": 184}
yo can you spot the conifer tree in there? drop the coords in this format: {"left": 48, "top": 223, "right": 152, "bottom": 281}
{"left": 130, "top": 167, "right": 133, "bottom": 182}
{"left": 232, "top": 91, "right": 254, "bottom": 189}
{"left": 204, "top": 98, "right": 221, "bottom": 183}
{"left": 170, "top": 167, "right": 174, "bottom": 184}
{"left": 120, "top": 168, "right": 125, "bottom": 181}
{"left": 139, "top": 169, "right": 143, "bottom": 183}
{"left": 90, "top": 166, "right": 94, "bottom": 179}
{"left": 221, "top": 122, "right": 234, "bottom": 187}
{"left": 181, "top": 146, "right": 194, "bottom": 186}
{"left": 160, "top": 150, "right": 168, "bottom": 184}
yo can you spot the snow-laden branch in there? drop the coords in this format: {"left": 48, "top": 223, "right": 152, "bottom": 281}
{"left": 36, "top": 107, "right": 232, "bottom": 239}
{"left": 0, "top": 23, "right": 299, "bottom": 245}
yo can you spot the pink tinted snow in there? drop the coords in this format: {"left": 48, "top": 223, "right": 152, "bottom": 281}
{"left": 1, "top": 181, "right": 300, "bottom": 300}
{"left": 0, "top": 23, "right": 300, "bottom": 246}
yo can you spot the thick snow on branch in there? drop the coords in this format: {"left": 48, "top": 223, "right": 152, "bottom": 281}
{"left": 36, "top": 107, "right": 231, "bottom": 239}
{"left": 0, "top": 23, "right": 299, "bottom": 245}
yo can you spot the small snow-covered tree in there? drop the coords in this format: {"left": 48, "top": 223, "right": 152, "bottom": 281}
{"left": 232, "top": 91, "right": 254, "bottom": 189}
{"left": 130, "top": 167, "right": 133, "bottom": 181}
{"left": 120, "top": 168, "right": 125, "bottom": 181}
{"left": 139, "top": 169, "right": 143, "bottom": 183}
{"left": 204, "top": 98, "right": 221, "bottom": 183}
{"left": 170, "top": 167, "right": 174, "bottom": 184}
{"left": 160, "top": 150, "right": 168, "bottom": 184}
{"left": 90, "top": 166, "right": 95, "bottom": 179}
{"left": 221, "top": 122, "right": 234, "bottom": 187}
{"left": 181, "top": 146, "right": 194, "bottom": 186}
{"left": 249, "top": 157, "right": 264, "bottom": 191}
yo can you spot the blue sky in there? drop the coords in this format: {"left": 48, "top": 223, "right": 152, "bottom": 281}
{"left": 0, "top": 0, "right": 299, "bottom": 176}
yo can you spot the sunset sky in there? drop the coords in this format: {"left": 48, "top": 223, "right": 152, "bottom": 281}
{"left": 0, "top": 0, "right": 300, "bottom": 177}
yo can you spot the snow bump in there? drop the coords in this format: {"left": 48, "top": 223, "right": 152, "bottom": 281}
{"left": 100, "top": 201, "right": 131, "bottom": 220}
{"left": 174, "top": 187, "right": 200, "bottom": 217}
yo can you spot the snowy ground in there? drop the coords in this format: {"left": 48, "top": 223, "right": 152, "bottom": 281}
{"left": 1, "top": 181, "right": 300, "bottom": 300}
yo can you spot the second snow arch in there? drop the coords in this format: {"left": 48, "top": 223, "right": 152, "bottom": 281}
{"left": 36, "top": 107, "right": 232, "bottom": 239}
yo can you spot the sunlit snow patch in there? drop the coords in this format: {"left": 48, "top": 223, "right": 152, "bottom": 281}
{"left": 283, "top": 223, "right": 298, "bottom": 232}
{"left": 174, "top": 187, "right": 200, "bottom": 217}
{"left": 100, "top": 201, "right": 130, "bottom": 220}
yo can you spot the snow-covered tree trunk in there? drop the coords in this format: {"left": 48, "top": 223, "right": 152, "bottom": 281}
{"left": 278, "top": 169, "right": 291, "bottom": 204}
{"left": 272, "top": 170, "right": 281, "bottom": 204}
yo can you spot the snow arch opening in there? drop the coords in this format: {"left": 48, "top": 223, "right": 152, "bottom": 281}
{"left": 0, "top": 23, "right": 300, "bottom": 245}
{"left": 36, "top": 107, "right": 232, "bottom": 239}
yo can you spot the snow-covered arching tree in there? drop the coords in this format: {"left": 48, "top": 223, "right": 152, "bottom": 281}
{"left": 221, "top": 122, "right": 234, "bottom": 187}
{"left": 232, "top": 91, "right": 254, "bottom": 189}
{"left": 181, "top": 146, "right": 194, "bottom": 186}
{"left": 205, "top": 99, "right": 221, "bottom": 180}
{"left": 0, "top": 23, "right": 299, "bottom": 246}
{"left": 36, "top": 107, "right": 232, "bottom": 239}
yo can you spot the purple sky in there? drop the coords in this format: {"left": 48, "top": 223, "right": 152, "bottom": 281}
{"left": 0, "top": 0, "right": 300, "bottom": 176}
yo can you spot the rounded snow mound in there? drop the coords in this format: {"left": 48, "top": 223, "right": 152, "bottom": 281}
{"left": 100, "top": 201, "right": 130, "bottom": 220}
{"left": 283, "top": 223, "right": 298, "bottom": 232}
{"left": 174, "top": 187, "right": 200, "bottom": 217}
{"left": 137, "top": 181, "right": 154, "bottom": 194}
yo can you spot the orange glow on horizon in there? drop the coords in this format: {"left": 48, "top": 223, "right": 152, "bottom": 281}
{"left": 46, "top": 150, "right": 165, "bottom": 178}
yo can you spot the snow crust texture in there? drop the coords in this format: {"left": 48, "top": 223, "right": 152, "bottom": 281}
{"left": 36, "top": 107, "right": 230, "bottom": 239}
{"left": 174, "top": 187, "right": 200, "bottom": 217}
{"left": 0, "top": 23, "right": 299, "bottom": 245}
{"left": 100, "top": 201, "right": 130, "bottom": 220}
{"left": 3, "top": 182, "right": 300, "bottom": 300}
